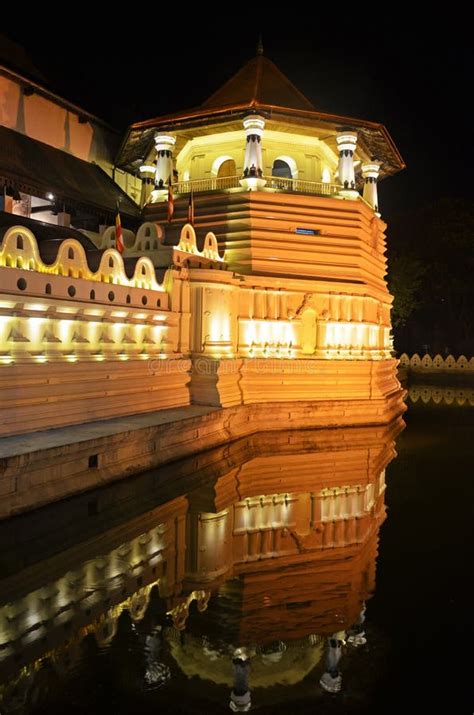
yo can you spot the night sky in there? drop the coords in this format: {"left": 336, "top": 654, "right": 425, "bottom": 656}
{"left": 2, "top": 19, "right": 472, "bottom": 225}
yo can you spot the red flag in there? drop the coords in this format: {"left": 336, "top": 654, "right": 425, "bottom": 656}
{"left": 187, "top": 189, "right": 194, "bottom": 225}
{"left": 167, "top": 181, "right": 174, "bottom": 222}
{"left": 115, "top": 202, "right": 124, "bottom": 254}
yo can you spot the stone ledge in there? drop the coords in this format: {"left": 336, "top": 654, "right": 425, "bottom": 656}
{"left": 0, "top": 392, "right": 405, "bottom": 520}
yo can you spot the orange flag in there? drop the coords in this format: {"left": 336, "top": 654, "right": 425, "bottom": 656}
{"left": 187, "top": 189, "right": 195, "bottom": 224}
{"left": 115, "top": 201, "right": 124, "bottom": 254}
{"left": 167, "top": 181, "right": 174, "bottom": 222}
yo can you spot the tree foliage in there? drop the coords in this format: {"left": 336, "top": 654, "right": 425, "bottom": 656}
{"left": 387, "top": 198, "right": 474, "bottom": 353}
{"left": 387, "top": 253, "right": 426, "bottom": 328}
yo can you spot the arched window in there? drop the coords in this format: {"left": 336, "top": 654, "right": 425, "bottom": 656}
{"left": 272, "top": 159, "right": 293, "bottom": 179}
{"left": 217, "top": 159, "right": 236, "bottom": 177}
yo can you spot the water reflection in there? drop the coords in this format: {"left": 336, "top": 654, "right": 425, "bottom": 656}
{"left": 407, "top": 383, "right": 474, "bottom": 405}
{"left": 0, "top": 419, "right": 403, "bottom": 713}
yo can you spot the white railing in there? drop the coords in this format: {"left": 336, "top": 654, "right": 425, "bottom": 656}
{"left": 173, "top": 175, "right": 340, "bottom": 197}
{"left": 262, "top": 176, "right": 340, "bottom": 196}
{"left": 174, "top": 175, "right": 241, "bottom": 193}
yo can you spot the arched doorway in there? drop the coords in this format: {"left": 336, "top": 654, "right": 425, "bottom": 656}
{"left": 211, "top": 156, "right": 237, "bottom": 179}
{"left": 217, "top": 159, "right": 236, "bottom": 177}
{"left": 272, "top": 159, "right": 293, "bottom": 179}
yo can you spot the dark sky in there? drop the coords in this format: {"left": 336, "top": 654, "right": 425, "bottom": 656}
{"left": 2, "top": 17, "right": 472, "bottom": 224}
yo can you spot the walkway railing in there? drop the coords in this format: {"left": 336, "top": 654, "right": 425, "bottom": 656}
{"left": 262, "top": 175, "right": 340, "bottom": 196}
{"left": 174, "top": 175, "right": 241, "bottom": 193}
{"left": 173, "top": 175, "right": 340, "bottom": 197}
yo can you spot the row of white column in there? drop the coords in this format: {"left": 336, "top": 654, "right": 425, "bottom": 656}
{"left": 142, "top": 117, "right": 381, "bottom": 213}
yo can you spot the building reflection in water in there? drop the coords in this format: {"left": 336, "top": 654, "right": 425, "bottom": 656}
{"left": 0, "top": 418, "right": 403, "bottom": 712}
{"left": 408, "top": 383, "right": 474, "bottom": 406}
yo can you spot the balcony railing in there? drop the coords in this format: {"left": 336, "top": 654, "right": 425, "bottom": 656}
{"left": 263, "top": 175, "right": 340, "bottom": 196}
{"left": 173, "top": 175, "right": 340, "bottom": 197}
{"left": 174, "top": 175, "right": 241, "bottom": 193}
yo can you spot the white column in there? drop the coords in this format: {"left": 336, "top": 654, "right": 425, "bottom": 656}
{"left": 153, "top": 134, "right": 176, "bottom": 189}
{"left": 336, "top": 130, "right": 358, "bottom": 199}
{"left": 240, "top": 115, "right": 266, "bottom": 190}
{"left": 139, "top": 163, "right": 156, "bottom": 206}
{"left": 362, "top": 161, "right": 382, "bottom": 214}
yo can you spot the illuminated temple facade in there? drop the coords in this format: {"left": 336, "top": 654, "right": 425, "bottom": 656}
{"left": 0, "top": 47, "right": 405, "bottom": 514}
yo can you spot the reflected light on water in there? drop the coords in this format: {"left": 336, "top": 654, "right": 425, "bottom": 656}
{"left": 0, "top": 419, "right": 404, "bottom": 712}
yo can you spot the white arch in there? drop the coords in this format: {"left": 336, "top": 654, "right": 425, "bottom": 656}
{"left": 211, "top": 155, "right": 236, "bottom": 177}
{"left": 321, "top": 166, "right": 332, "bottom": 183}
{"left": 273, "top": 155, "right": 299, "bottom": 179}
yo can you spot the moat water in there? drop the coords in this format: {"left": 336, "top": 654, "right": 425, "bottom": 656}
{"left": 0, "top": 396, "right": 472, "bottom": 713}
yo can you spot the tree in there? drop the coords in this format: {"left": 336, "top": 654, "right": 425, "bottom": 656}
{"left": 387, "top": 252, "right": 426, "bottom": 329}
{"left": 387, "top": 198, "right": 474, "bottom": 354}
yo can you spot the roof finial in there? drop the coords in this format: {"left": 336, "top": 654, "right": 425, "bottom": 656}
{"left": 257, "top": 34, "right": 264, "bottom": 55}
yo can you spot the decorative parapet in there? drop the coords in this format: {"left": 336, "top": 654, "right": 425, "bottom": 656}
{"left": 0, "top": 226, "right": 165, "bottom": 291}
{"left": 0, "top": 225, "right": 195, "bottom": 364}
{"left": 84, "top": 222, "right": 225, "bottom": 269}
{"left": 174, "top": 223, "right": 224, "bottom": 267}
{"left": 399, "top": 353, "right": 474, "bottom": 373}
{"left": 84, "top": 222, "right": 164, "bottom": 251}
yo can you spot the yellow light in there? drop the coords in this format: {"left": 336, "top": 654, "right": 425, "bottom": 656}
{"left": 28, "top": 316, "right": 45, "bottom": 342}
{"left": 242, "top": 319, "right": 295, "bottom": 357}
{"left": 58, "top": 319, "right": 74, "bottom": 343}
{"left": 56, "top": 307, "right": 77, "bottom": 314}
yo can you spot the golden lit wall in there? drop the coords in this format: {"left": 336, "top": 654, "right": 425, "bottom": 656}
{"left": 0, "top": 219, "right": 403, "bottom": 436}
{"left": 175, "top": 128, "right": 338, "bottom": 183}
{"left": 0, "top": 226, "right": 192, "bottom": 434}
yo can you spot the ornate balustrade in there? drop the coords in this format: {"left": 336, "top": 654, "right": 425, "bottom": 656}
{"left": 262, "top": 175, "right": 340, "bottom": 196}
{"left": 172, "top": 175, "right": 340, "bottom": 197}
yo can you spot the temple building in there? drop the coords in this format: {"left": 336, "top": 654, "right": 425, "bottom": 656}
{"left": 0, "top": 43, "right": 406, "bottom": 516}
{"left": 0, "top": 35, "right": 140, "bottom": 230}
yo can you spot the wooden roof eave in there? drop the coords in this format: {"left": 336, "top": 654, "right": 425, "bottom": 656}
{"left": 116, "top": 101, "right": 405, "bottom": 178}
